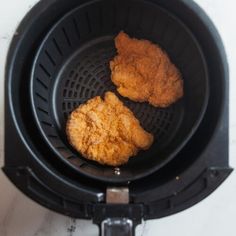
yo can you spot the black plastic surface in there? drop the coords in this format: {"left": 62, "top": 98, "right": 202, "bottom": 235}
{"left": 4, "top": 0, "right": 232, "bottom": 223}
{"left": 94, "top": 204, "right": 143, "bottom": 236}
{"left": 30, "top": 0, "right": 208, "bottom": 182}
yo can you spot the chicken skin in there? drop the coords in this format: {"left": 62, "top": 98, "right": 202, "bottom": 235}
{"left": 66, "top": 92, "right": 153, "bottom": 166}
{"left": 110, "top": 32, "right": 183, "bottom": 107}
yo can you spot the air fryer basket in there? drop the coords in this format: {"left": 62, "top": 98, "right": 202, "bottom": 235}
{"left": 30, "top": 0, "right": 208, "bottom": 182}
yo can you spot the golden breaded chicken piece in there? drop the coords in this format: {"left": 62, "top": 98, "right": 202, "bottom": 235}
{"left": 66, "top": 92, "right": 153, "bottom": 166}
{"left": 110, "top": 32, "right": 183, "bottom": 107}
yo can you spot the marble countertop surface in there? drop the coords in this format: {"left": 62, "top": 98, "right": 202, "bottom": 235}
{"left": 0, "top": 0, "right": 236, "bottom": 235}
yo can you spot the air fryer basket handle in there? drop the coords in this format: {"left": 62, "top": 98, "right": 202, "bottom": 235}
{"left": 93, "top": 202, "right": 143, "bottom": 236}
{"left": 101, "top": 218, "right": 134, "bottom": 236}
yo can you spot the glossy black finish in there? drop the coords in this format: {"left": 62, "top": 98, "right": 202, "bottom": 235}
{"left": 3, "top": 0, "right": 232, "bottom": 224}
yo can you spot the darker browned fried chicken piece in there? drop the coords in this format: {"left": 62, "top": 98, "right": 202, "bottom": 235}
{"left": 110, "top": 31, "right": 183, "bottom": 107}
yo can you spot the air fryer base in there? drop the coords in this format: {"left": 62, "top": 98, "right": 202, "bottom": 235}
{"left": 3, "top": 0, "right": 233, "bottom": 225}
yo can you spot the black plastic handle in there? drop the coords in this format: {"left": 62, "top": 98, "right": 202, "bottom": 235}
{"left": 101, "top": 218, "right": 134, "bottom": 236}
{"left": 93, "top": 204, "right": 143, "bottom": 236}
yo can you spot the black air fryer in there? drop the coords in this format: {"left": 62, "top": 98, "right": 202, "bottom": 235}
{"left": 3, "top": 0, "right": 232, "bottom": 235}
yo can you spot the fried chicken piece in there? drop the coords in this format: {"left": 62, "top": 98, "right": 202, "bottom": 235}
{"left": 66, "top": 92, "right": 153, "bottom": 166}
{"left": 110, "top": 32, "right": 183, "bottom": 107}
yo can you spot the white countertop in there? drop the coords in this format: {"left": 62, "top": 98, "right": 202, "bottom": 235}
{"left": 0, "top": 0, "right": 236, "bottom": 235}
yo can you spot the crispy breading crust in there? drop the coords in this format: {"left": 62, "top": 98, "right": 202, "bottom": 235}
{"left": 66, "top": 92, "right": 153, "bottom": 166}
{"left": 110, "top": 32, "right": 183, "bottom": 107}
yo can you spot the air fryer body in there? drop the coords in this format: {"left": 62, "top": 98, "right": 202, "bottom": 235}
{"left": 3, "top": 0, "right": 232, "bottom": 234}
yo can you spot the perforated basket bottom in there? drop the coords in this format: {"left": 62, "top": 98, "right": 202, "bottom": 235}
{"left": 54, "top": 36, "right": 184, "bottom": 150}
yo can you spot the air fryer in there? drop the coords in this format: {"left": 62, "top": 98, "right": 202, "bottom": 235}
{"left": 3, "top": 0, "right": 232, "bottom": 235}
